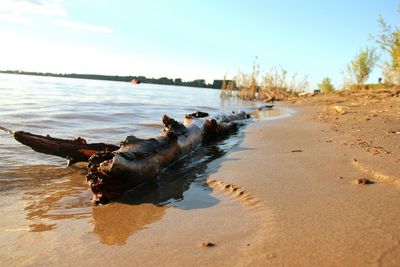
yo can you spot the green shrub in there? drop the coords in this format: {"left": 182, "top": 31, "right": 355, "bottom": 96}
{"left": 373, "top": 9, "right": 400, "bottom": 85}
{"left": 318, "top": 77, "right": 335, "bottom": 93}
{"left": 345, "top": 48, "right": 378, "bottom": 85}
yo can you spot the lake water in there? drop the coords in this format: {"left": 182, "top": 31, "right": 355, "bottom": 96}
{"left": 0, "top": 73, "right": 275, "bottom": 265}
{"left": 0, "top": 73, "right": 261, "bottom": 167}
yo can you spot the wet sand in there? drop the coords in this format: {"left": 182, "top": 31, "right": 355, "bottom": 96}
{"left": 1, "top": 92, "right": 400, "bottom": 266}
{"left": 0, "top": 123, "right": 269, "bottom": 266}
{"left": 209, "top": 92, "right": 400, "bottom": 266}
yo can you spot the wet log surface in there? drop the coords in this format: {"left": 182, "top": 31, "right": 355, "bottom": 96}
{"left": 87, "top": 111, "right": 249, "bottom": 204}
{"left": 13, "top": 131, "right": 119, "bottom": 165}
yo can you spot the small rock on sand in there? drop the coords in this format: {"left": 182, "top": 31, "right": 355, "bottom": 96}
{"left": 353, "top": 178, "right": 374, "bottom": 185}
{"left": 201, "top": 242, "right": 216, "bottom": 247}
{"left": 333, "top": 105, "right": 347, "bottom": 114}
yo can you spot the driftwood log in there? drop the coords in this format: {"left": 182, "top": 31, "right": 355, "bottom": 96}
{"left": 1, "top": 110, "right": 252, "bottom": 204}
{"left": 86, "top": 111, "right": 249, "bottom": 204}
{"left": 2, "top": 127, "right": 119, "bottom": 165}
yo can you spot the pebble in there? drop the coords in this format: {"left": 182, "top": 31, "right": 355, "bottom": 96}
{"left": 353, "top": 178, "right": 374, "bottom": 185}
{"left": 201, "top": 242, "right": 216, "bottom": 247}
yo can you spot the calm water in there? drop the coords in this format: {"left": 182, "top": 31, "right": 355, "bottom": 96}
{"left": 0, "top": 73, "right": 260, "bottom": 167}
{"left": 0, "top": 73, "right": 270, "bottom": 264}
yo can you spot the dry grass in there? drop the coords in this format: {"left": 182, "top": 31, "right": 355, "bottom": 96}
{"left": 220, "top": 76, "right": 236, "bottom": 99}
{"left": 221, "top": 65, "right": 309, "bottom": 101}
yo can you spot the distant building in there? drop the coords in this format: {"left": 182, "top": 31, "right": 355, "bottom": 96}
{"left": 212, "top": 79, "right": 236, "bottom": 89}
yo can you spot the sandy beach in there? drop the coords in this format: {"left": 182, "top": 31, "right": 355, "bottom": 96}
{"left": 1, "top": 90, "right": 399, "bottom": 266}
{"left": 206, "top": 91, "right": 400, "bottom": 266}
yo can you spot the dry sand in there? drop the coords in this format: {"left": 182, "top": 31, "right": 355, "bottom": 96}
{"left": 1, "top": 91, "right": 399, "bottom": 266}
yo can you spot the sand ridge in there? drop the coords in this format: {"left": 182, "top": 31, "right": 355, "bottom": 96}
{"left": 207, "top": 179, "right": 264, "bottom": 210}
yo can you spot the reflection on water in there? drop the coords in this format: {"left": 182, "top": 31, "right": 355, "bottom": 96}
{"left": 0, "top": 129, "right": 242, "bottom": 246}
{"left": 92, "top": 203, "right": 168, "bottom": 245}
{"left": 252, "top": 106, "right": 294, "bottom": 121}
{"left": 92, "top": 134, "right": 242, "bottom": 245}
{"left": 119, "top": 140, "right": 227, "bottom": 206}
{"left": 0, "top": 164, "right": 92, "bottom": 233}
{"left": 252, "top": 108, "right": 282, "bottom": 119}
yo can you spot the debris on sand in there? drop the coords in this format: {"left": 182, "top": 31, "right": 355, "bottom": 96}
{"left": 291, "top": 149, "right": 303, "bottom": 152}
{"left": 333, "top": 105, "right": 347, "bottom": 115}
{"left": 353, "top": 178, "right": 374, "bottom": 185}
{"left": 201, "top": 242, "right": 216, "bottom": 247}
{"left": 387, "top": 130, "right": 400, "bottom": 135}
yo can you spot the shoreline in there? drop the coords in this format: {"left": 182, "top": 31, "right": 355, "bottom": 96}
{"left": 1, "top": 94, "right": 399, "bottom": 266}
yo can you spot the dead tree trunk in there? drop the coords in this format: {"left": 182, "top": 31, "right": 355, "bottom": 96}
{"left": 86, "top": 111, "right": 249, "bottom": 204}
{"left": 9, "top": 130, "right": 119, "bottom": 165}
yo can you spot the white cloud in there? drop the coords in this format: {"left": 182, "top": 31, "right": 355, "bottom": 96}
{"left": 0, "top": 0, "right": 67, "bottom": 17}
{"left": 53, "top": 19, "right": 113, "bottom": 33}
{"left": 0, "top": 0, "right": 113, "bottom": 34}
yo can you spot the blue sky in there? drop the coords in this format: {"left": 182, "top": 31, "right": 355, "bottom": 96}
{"left": 0, "top": 0, "right": 398, "bottom": 88}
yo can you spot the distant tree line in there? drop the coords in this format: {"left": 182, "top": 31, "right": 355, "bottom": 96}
{"left": 0, "top": 70, "right": 232, "bottom": 89}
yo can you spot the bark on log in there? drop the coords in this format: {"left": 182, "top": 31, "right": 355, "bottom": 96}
{"left": 86, "top": 111, "right": 249, "bottom": 204}
{"left": 12, "top": 131, "right": 119, "bottom": 165}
